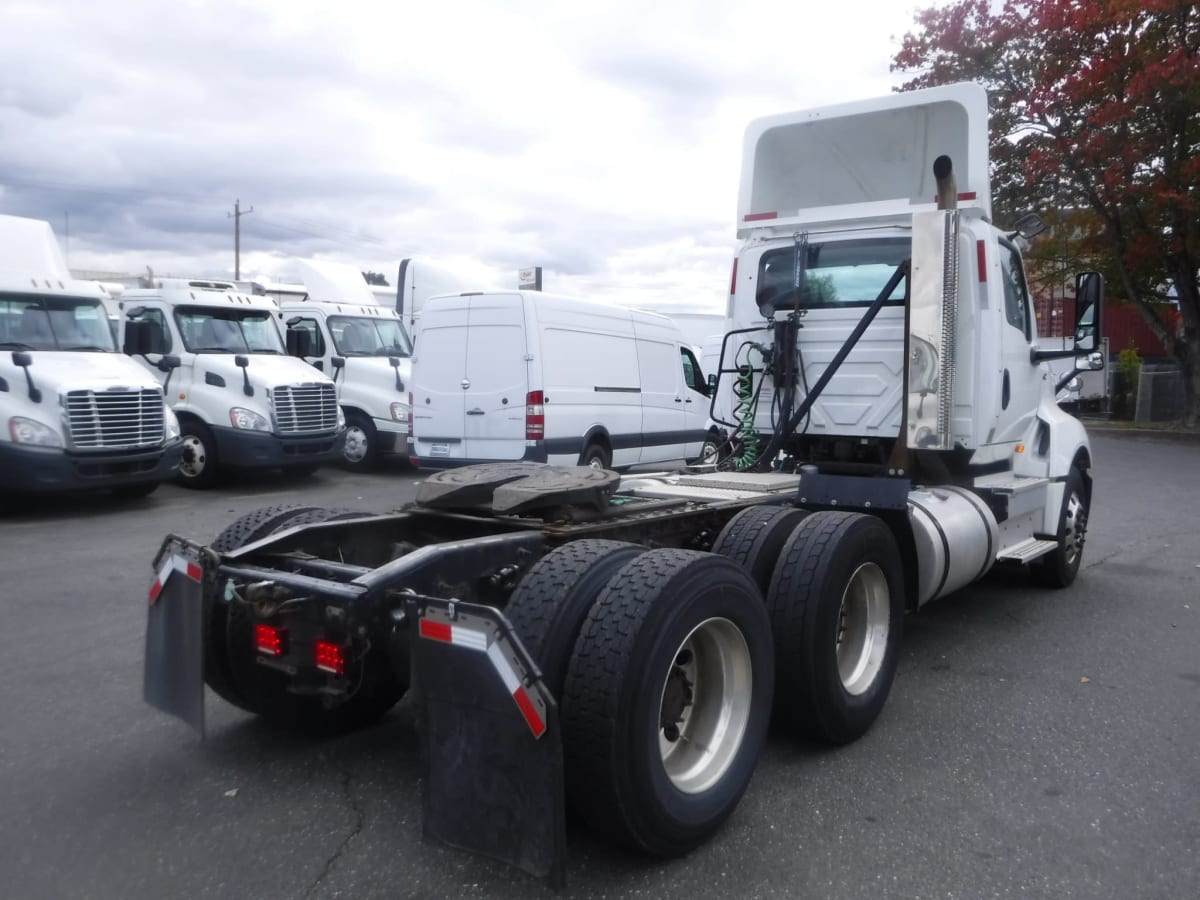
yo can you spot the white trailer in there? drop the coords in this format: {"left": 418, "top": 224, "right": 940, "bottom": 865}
{"left": 0, "top": 215, "right": 182, "bottom": 504}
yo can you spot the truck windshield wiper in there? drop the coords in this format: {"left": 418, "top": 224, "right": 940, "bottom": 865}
{"left": 0, "top": 341, "right": 36, "bottom": 350}
{"left": 62, "top": 345, "right": 111, "bottom": 352}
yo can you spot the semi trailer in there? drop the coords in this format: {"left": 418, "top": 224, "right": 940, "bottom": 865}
{"left": 143, "top": 83, "right": 1104, "bottom": 885}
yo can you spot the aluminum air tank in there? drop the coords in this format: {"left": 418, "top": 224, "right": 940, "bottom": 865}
{"left": 907, "top": 485, "right": 999, "bottom": 606}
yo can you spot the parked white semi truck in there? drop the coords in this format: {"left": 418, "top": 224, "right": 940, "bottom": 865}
{"left": 0, "top": 215, "right": 182, "bottom": 504}
{"left": 117, "top": 279, "right": 345, "bottom": 488}
{"left": 144, "top": 83, "right": 1104, "bottom": 885}
{"left": 274, "top": 260, "right": 413, "bottom": 470}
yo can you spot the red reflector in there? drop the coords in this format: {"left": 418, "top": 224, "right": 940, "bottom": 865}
{"left": 743, "top": 211, "right": 777, "bottom": 222}
{"left": 513, "top": 685, "right": 547, "bottom": 738}
{"left": 526, "top": 390, "right": 545, "bottom": 440}
{"left": 255, "top": 624, "right": 285, "bottom": 656}
{"left": 958, "top": 191, "right": 977, "bottom": 201}
{"left": 977, "top": 241, "right": 987, "bottom": 282}
{"left": 314, "top": 640, "right": 346, "bottom": 675}
{"left": 729, "top": 257, "right": 738, "bottom": 295}
{"left": 419, "top": 619, "right": 453, "bottom": 643}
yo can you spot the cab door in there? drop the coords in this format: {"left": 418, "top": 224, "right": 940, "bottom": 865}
{"left": 992, "top": 239, "right": 1043, "bottom": 444}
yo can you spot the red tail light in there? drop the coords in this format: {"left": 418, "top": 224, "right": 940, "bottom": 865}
{"left": 255, "top": 624, "right": 286, "bottom": 656}
{"left": 526, "top": 390, "right": 545, "bottom": 440}
{"left": 314, "top": 640, "right": 346, "bottom": 675}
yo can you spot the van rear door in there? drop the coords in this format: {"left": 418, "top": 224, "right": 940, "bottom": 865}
{"left": 463, "top": 294, "right": 529, "bottom": 461}
{"left": 411, "top": 299, "right": 470, "bottom": 462}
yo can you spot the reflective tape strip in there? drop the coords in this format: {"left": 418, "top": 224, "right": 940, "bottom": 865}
{"left": 419, "top": 613, "right": 546, "bottom": 738}
{"left": 148, "top": 554, "right": 202, "bottom": 604}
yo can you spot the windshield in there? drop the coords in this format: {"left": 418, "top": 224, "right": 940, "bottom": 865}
{"left": 176, "top": 306, "right": 284, "bottom": 354}
{"left": 0, "top": 294, "right": 117, "bottom": 351}
{"left": 329, "top": 315, "right": 413, "bottom": 357}
{"left": 757, "top": 237, "right": 909, "bottom": 313}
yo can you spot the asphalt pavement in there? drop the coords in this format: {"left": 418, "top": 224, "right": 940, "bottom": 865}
{"left": 1, "top": 436, "right": 1197, "bottom": 899}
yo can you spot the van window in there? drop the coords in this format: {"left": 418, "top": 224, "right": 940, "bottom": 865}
{"left": 757, "top": 237, "right": 908, "bottom": 312}
{"left": 681, "top": 347, "right": 705, "bottom": 393}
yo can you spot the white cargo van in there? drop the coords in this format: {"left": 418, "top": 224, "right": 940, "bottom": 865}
{"left": 0, "top": 215, "right": 182, "bottom": 503}
{"left": 278, "top": 260, "right": 413, "bottom": 470}
{"left": 410, "top": 292, "right": 719, "bottom": 469}
{"left": 118, "top": 280, "right": 345, "bottom": 488}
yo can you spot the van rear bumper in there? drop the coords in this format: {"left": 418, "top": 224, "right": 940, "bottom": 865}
{"left": 0, "top": 439, "right": 183, "bottom": 493}
{"left": 414, "top": 442, "right": 548, "bottom": 470}
{"left": 211, "top": 425, "right": 346, "bottom": 469}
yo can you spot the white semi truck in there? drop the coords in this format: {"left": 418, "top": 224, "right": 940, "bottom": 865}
{"left": 117, "top": 279, "right": 346, "bottom": 488}
{"left": 143, "top": 83, "right": 1104, "bottom": 885}
{"left": 273, "top": 260, "right": 413, "bottom": 470}
{"left": 0, "top": 215, "right": 182, "bottom": 504}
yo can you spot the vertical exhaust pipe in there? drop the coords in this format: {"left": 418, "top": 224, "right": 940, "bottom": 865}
{"left": 933, "top": 155, "right": 957, "bottom": 210}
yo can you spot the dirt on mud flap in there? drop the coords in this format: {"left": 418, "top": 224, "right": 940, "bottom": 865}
{"left": 144, "top": 535, "right": 207, "bottom": 736}
{"left": 409, "top": 594, "right": 566, "bottom": 887}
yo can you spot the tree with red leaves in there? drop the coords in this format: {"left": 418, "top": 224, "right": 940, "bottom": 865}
{"left": 894, "top": 0, "right": 1200, "bottom": 425}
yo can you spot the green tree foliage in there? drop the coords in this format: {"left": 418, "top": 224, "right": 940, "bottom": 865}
{"left": 893, "top": 0, "right": 1200, "bottom": 424}
{"left": 362, "top": 270, "right": 389, "bottom": 286}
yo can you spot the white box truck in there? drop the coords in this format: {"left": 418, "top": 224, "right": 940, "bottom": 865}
{"left": 410, "top": 291, "right": 721, "bottom": 469}
{"left": 273, "top": 260, "right": 413, "bottom": 470}
{"left": 0, "top": 215, "right": 182, "bottom": 505}
{"left": 117, "top": 279, "right": 345, "bottom": 488}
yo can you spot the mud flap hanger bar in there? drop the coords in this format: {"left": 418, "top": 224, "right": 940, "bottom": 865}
{"left": 409, "top": 595, "right": 567, "bottom": 888}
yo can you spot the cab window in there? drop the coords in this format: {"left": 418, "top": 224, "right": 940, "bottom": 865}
{"left": 999, "top": 241, "right": 1032, "bottom": 340}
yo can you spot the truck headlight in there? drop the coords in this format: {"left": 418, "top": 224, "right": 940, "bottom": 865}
{"left": 164, "top": 406, "right": 181, "bottom": 441}
{"left": 389, "top": 402, "right": 409, "bottom": 421}
{"left": 337, "top": 406, "right": 346, "bottom": 429}
{"left": 229, "top": 407, "right": 271, "bottom": 431}
{"left": 9, "top": 416, "right": 63, "bottom": 447}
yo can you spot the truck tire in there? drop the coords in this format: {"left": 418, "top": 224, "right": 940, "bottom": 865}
{"left": 177, "top": 420, "right": 221, "bottom": 489}
{"left": 205, "top": 505, "right": 322, "bottom": 711}
{"left": 505, "top": 540, "right": 645, "bottom": 701}
{"left": 1034, "top": 466, "right": 1089, "bottom": 588}
{"left": 710, "top": 505, "right": 810, "bottom": 596}
{"left": 579, "top": 442, "right": 611, "bottom": 470}
{"left": 341, "top": 410, "right": 378, "bottom": 471}
{"left": 766, "top": 511, "right": 904, "bottom": 745}
{"left": 562, "top": 549, "right": 773, "bottom": 856}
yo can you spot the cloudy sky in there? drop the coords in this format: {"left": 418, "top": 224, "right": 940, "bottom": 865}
{"left": 1, "top": 0, "right": 928, "bottom": 313}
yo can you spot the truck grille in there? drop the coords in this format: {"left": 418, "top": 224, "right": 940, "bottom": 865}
{"left": 272, "top": 383, "right": 339, "bottom": 434}
{"left": 65, "top": 388, "right": 165, "bottom": 450}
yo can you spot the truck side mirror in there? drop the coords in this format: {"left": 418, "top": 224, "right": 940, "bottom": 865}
{"left": 123, "top": 320, "right": 152, "bottom": 355}
{"left": 331, "top": 356, "right": 345, "bottom": 370}
{"left": 157, "top": 354, "right": 181, "bottom": 372}
{"left": 286, "top": 327, "right": 312, "bottom": 357}
{"left": 1073, "top": 271, "right": 1103, "bottom": 354}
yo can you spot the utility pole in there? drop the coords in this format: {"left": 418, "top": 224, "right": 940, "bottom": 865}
{"left": 228, "top": 199, "right": 254, "bottom": 280}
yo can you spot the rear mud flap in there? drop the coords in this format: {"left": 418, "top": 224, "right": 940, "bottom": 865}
{"left": 143, "top": 536, "right": 206, "bottom": 737}
{"left": 409, "top": 597, "right": 566, "bottom": 888}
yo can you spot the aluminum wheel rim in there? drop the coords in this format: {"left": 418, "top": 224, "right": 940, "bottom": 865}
{"left": 700, "top": 441, "right": 719, "bottom": 465}
{"left": 1063, "top": 489, "right": 1087, "bottom": 566}
{"left": 343, "top": 425, "right": 369, "bottom": 464}
{"left": 836, "top": 562, "right": 889, "bottom": 696}
{"left": 180, "top": 434, "right": 207, "bottom": 478}
{"left": 586, "top": 456, "right": 605, "bottom": 470}
{"left": 658, "top": 616, "right": 753, "bottom": 795}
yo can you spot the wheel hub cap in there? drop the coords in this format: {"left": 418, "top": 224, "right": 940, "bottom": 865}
{"left": 836, "top": 562, "right": 889, "bottom": 696}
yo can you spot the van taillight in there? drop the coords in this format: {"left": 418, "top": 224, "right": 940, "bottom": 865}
{"left": 526, "top": 390, "right": 545, "bottom": 440}
{"left": 729, "top": 257, "right": 738, "bottom": 295}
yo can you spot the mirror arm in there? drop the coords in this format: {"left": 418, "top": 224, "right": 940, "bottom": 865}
{"left": 1031, "top": 347, "right": 1082, "bottom": 363}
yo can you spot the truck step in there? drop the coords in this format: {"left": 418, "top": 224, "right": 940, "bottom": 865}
{"left": 974, "top": 474, "right": 1050, "bottom": 495}
{"left": 996, "top": 537, "right": 1058, "bottom": 563}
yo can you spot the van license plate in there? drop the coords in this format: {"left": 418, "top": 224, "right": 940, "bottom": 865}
{"left": 429, "top": 442, "right": 450, "bottom": 457}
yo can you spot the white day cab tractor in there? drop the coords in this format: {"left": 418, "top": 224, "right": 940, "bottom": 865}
{"left": 272, "top": 259, "right": 413, "bottom": 471}
{"left": 141, "top": 83, "right": 1102, "bottom": 886}
{"left": 0, "top": 214, "right": 182, "bottom": 506}
{"left": 117, "top": 279, "right": 346, "bottom": 488}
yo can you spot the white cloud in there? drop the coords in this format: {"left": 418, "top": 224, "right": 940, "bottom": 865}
{"left": 0, "top": 0, "right": 922, "bottom": 313}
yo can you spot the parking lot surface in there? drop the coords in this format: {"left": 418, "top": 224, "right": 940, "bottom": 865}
{"left": 1, "top": 435, "right": 1197, "bottom": 899}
